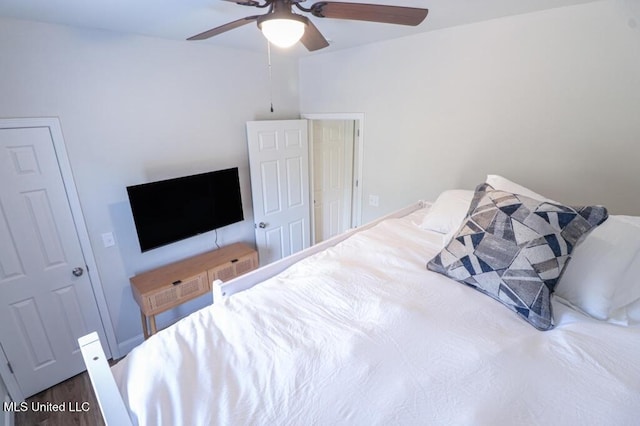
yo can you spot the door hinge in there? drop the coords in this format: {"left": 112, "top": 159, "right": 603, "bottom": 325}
{"left": 356, "top": 129, "right": 360, "bottom": 137}
{"left": 7, "top": 362, "right": 14, "bottom": 374}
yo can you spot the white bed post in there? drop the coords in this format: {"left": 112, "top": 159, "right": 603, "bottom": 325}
{"left": 78, "top": 333, "right": 133, "bottom": 426}
{"left": 212, "top": 279, "right": 227, "bottom": 304}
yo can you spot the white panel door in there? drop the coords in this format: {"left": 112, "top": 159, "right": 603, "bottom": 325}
{"left": 312, "top": 120, "right": 355, "bottom": 243}
{"left": 0, "top": 125, "right": 109, "bottom": 398}
{"left": 247, "top": 120, "right": 311, "bottom": 265}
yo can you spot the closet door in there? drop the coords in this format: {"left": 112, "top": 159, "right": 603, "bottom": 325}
{"left": 312, "top": 119, "right": 355, "bottom": 244}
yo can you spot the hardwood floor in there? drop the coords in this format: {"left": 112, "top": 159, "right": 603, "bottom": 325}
{"left": 14, "top": 371, "right": 105, "bottom": 426}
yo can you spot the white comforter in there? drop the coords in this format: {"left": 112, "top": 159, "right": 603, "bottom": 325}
{"left": 112, "top": 209, "right": 640, "bottom": 425}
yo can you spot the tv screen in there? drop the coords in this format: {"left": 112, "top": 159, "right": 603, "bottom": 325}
{"left": 127, "top": 167, "right": 244, "bottom": 252}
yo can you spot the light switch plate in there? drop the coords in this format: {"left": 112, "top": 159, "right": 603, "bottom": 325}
{"left": 101, "top": 232, "right": 115, "bottom": 248}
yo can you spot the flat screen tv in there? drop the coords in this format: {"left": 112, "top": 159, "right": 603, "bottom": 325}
{"left": 127, "top": 167, "right": 244, "bottom": 252}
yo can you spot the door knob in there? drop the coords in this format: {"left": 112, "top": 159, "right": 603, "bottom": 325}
{"left": 258, "top": 222, "right": 267, "bottom": 229}
{"left": 72, "top": 267, "right": 84, "bottom": 277}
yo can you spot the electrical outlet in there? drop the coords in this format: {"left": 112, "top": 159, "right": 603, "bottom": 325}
{"left": 369, "top": 195, "right": 379, "bottom": 207}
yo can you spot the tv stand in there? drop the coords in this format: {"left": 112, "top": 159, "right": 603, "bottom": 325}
{"left": 130, "top": 243, "right": 258, "bottom": 338}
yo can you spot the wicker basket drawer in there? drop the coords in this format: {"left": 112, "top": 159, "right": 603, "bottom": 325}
{"left": 207, "top": 252, "right": 258, "bottom": 283}
{"left": 141, "top": 271, "right": 209, "bottom": 315}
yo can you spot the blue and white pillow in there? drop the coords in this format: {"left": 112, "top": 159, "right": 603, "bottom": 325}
{"left": 427, "top": 183, "right": 608, "bottom": 330}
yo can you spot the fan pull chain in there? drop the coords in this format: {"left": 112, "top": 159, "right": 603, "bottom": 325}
{"left": 268, "top": 41, "right": 274, "bottom": 113}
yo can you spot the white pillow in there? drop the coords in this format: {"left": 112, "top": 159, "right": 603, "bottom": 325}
{"left": 555, "top": 215, "right": 640, "bottom": 325}
{"left": 420, "top": 190, "right": 474, "bottom": 235}
{"left": 486, "top": 174, "right": 556, "bottom": 203}
{"left": 614, "top": 245, "right": 640, "bottom": 324}
{"left": 422, "top": 178, "right": 548, "bottom": 236}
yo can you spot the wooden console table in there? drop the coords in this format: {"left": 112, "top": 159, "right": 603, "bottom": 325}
{"left": 130, "top": 242, "right": 258, "bottom": 339}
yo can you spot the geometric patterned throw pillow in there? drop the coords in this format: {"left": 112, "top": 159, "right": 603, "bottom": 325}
{"left": 427, "top": 183, "right": 608, "bottom": 330}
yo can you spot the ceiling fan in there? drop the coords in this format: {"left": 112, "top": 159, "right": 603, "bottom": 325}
{"left": 187, "top": 0, "right": 429, "bottom": 51}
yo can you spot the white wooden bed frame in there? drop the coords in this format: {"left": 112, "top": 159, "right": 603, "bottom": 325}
{"left": 78, "top": 201, "right": 427, "bottom": 425}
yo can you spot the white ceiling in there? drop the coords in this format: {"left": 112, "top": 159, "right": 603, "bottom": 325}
{"left": 0, "top": 0, "right": 599, "bottom": 55}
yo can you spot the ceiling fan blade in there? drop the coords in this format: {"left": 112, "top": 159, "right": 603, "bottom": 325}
{"left": 187, "top": 15, "right": 260, "bottom": 40}
{"left": 300, "top": 19, "right": 330, "bottom": 51}
{"left": 310, "top": 2, "right": 428, "bottom": 26}
{"left": 219, "top": 0, "right": 261, "bottom": 5}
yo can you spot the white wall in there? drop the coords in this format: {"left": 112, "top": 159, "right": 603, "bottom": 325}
{"left": 0, "top": 17, "right": 300, "bottom": 353}
{"left": 300, "top": 0, "right": 640, "bottom": 223}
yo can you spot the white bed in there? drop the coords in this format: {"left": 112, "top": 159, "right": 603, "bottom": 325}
{"left": 83, "top": 179, "right": 640, "bottom": 426}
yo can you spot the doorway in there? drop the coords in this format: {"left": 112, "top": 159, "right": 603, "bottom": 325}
{"left": 310, "top": 119, "right": 356, "bottom": 244}
{"left": 246, "top": 114, "right": 363, "bottom": 264}
{"left": 303, "top": 113, "right": 363, "bottom": 245}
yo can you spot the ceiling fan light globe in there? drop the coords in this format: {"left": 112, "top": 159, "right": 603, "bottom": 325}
{"left": 260, "top": 19, "right": 306, "bottom": 48}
